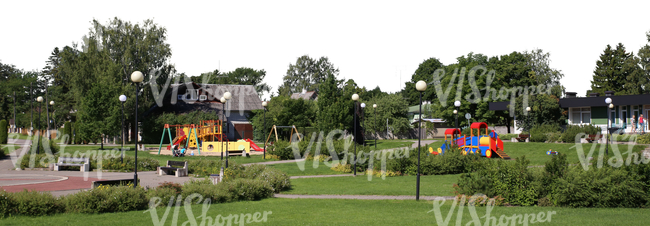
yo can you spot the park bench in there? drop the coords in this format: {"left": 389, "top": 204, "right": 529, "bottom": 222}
{"left": 586, "top": 134, "right": 602, "bottom": 143}
{"left": 158, "top": 160, "right": 188, "bottom": 177}
{"left": 515, "top": 134, "right": 529, "bottom": 142}
{"left": 54, "top": 157, "right": 90, "bottom": 172}
{"left": 227, "top": 149, "right": 247, "bottom": 156}
{"left": 91, "top": 179, "right": 138, "bottom": 189}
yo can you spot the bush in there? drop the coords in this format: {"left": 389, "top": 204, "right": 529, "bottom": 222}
{"left": 219, "top": 178, "right": 274, "bottom": 201}
{"left": 0, "top": 120, "right": 7, "bottom": 144}
{"left": 560, "top": 124, "right": 601, "bottom": 143}
{"left": 11, "top": 190, "right": 61, "bottom": 216}
{"left": 157, "top": 182, "right": 182, "bottom": 194}
{"left": 146, "top": 187, "right": 178, "bottom": 208}
{"left": 529, "top": 124, "right": 562, "bottom": 142}
{"left": 63, "top": 185, "right": 148, "bottom": 213}
{"left": 187, "top": 158, "right": 224, "bottom": 177}
{"left": 222, "top": 164, "right": 291, "bottom": 192}
{"left": 100, "top": 155, "right": 159, "bottom": 172}
{"left": 331, "top": 163, "right": 352, "bottom": 173}
{"left": 268, "top": 137, "right": 368, "bottom": 160}
{"left": 636, "top": 134, "right": 650, "bottom": 144}
{"left": 63, "top": 122, "right": 72, "bottom": 144}
{"left": 0, "top": 189, "right": 11, "bottom": 218}
{"left": 455, "top": 157, "right": 537, "bottom": 206}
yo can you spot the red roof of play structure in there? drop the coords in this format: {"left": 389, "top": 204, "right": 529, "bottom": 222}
{"left": 444, "top": 128, "right": 461, "bottom": 135}
{"left": 470, "top": 122, "right": 488, "bottom": 129}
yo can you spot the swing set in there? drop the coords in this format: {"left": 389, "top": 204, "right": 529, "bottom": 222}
{"left": 264, "top": 125, "right": 303, "bottom": 148}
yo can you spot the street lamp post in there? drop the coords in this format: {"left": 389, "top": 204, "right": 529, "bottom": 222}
{"left": 131, "top": 71, "right": 144, "bottom": 188}
{"left": 119, "top": 95, "right": 127, "bottom": 163}
{"left": 36, "top": 96, "right": 43, "bottom": 154}
{"left": 526, "top": 106, "right": 531, "bottom": 131}
{"left": 262, "top": 101, "right": 267, "bottom": 159}
{"left": 361, "top": 103, "right": 366, "bottom": 146}
{"left": 13, "top": 91, "right": 16, "bottom": 133}
{"left": 415, "top": 81, "right": 427, "bottom": 201}
{"left": 373, "top": 104, "right": 377, "bottom": 149}
{"left": 352, "top": 94, "right": 359, "bottom": 176}
{"left": 49, "top": 101, "right": 54, "bottom": 140}
{"left": 220, "top": 96, "right": 227, "bottom": 161}
{"left": 454, "top": 101, "right": 461, "bottom": 130}
{"left": 605, "top": 97, "right": 612, "bottom": 155}
{"left": 224, "top": 91, "right": 232, "bottom": 168}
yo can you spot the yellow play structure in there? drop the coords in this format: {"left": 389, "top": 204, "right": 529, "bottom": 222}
{"left": 157, "top": 120, "right": 259, "bottom": 156}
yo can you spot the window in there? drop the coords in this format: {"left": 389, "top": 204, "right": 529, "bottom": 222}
{"left": 199, "top": 95, "right": 207, "bottom": 101}
{"left": 571, "top": 107, "right": 591, "bottom": 124}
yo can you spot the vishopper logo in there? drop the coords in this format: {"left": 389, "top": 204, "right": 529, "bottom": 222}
{"left": 429, "top": 66, "right": 556, "bottom": 117}
{"left": 428, "top": 195, "right": 556, "bottom": 226}
{"left": 572, "top": 133, "right": 650, "bottom": 170}
{"left": 288, "top": 130, "right": 409, "bottom": 181}
{"left": 145, "top": 193, "right": 272, "bottom": 226}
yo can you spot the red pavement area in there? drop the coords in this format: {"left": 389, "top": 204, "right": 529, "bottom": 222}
{"left": 1, "top": 176, "right": 98, "bottom": 192}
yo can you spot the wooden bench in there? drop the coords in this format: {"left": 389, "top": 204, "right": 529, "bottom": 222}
{"left": 158, "top": 160, "right": 188, "bottom": 177}
{"left": 54, "top": 157, "right": 90, "bottom": 172}
{"left": 92, "top": 179, "right": 138, "bottom": 189}
{"left": 227, "top": 149, "right": 247, "bottom": 156}
{"left": 585, "top": 134, "right": 602, "bottom": 143}
{"left": 515, "top": 134, "right": 529, "bottom": 142}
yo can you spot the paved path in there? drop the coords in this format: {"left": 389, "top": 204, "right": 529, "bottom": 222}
{"left": 274, "top": 194, "right": 455, "bottom": 200}
{"left": 0, "top": 138, "right": 196, "bottom": 196}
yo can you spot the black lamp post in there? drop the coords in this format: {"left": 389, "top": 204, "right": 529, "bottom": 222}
{"left": 36, "top": 96, "right": 43, "bottom": 154}
{"left": 352, "top": 93, "right": 359, "bottom": 176}
{"left": 605, "top": 97, "right": 612, "bottom": 155}
{"left": 262, "top": 101, "right": 268, "bottom": 159}
{"left": 373, "top": 104, "right": 377, "bottom": 150}
{"left": 361, "top": 103, "right": 366, "bottom": 146}
{"left": 49, "top": 101, "right": 54, "bottom": 140}
{"left": 454, "top": 101, "right": 461, "bottom": 131}
{"left": 526, "top": 106, "right": 531, "bottom": 131}
{"left": 221, "top": 96, "right": 227, "bottom": 161}
{"left": 119, "top": 94, "right": 127, "bottom": 163}
{"left": 415, "top": 81, "right": 427, "bottom": 201}
{"left": 223, "top": 92, "right": 232, "bottom": 168}
{"left": 131, "top": 71, "right": 144, "bottom": 188}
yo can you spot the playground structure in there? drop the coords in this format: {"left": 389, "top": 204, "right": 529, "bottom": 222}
{"left": 264, "top": 125, "right": 303, "bottom": 148}
{"left": 157, "top": 120, "right": 265, "bottom": 156}
{"left": 435, "top": 122, "right": 511, "bottom": 159}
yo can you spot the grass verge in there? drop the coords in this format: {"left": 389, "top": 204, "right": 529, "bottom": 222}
{"left": 283, "top": 174, "right": 459, "bottom": 196}
{"left": 3, "top": 198, "right": 650, "bottom": 225}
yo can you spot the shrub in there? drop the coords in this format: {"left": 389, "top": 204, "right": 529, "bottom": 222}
{"left": 529, "top": 124, "right": 562, "bottom": 142}
{"left": 187, "top": 158, "right": 224, "bottom": 177}
{"left": 19, "top": 152, "right": 58, "bottom": 169}
{"left": 560, "top": 124, "right": 602, "bottom": 143}
{"left": 0, "top": 189, "right": 11, "bottom": 218}
{"left": 11, "top": 190, "right": 60, "bottom": 216}
{"left": 455, "top": 157, "right": 537, "bottom": 206}
{"left": 157, "top": 182, "right": 183, "bottom": 194}
{"left": 100, "top": 155, "right": 159, "bottom": 172}
{"left": 550, "top": 165, "right": 648, "bottom": 208}
{"left": 268, "top": 137, "right": 368, "bottom": 160}
{"left": 219, "top": 178, "right": 274, "bottom": 201}
{"left": 636, "top": 134, "right": 650, "bottom": 144}
{"left": 146, "top": 187, "right": 177, "bottom": 208}
{"left": 63, "top": 122, "right": 72, "bottom": 144}
{"left": 63, "top": 185, "right": 148, "bottom": 213}
{"left": 0, "top": 120, "right": 7, "bottom": 144}
{"left": 331, "top": 163, "right": 352, "bottom": 173}
{"left": 222, "top": 164, "right": 291, "bottom": 192}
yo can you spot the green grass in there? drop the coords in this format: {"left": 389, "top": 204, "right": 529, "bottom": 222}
{"left": 266, "top": 160, "right": 349, "bottom": 176}
{"left": 284, "top": 174, "right": 460, "bottom": 196}
{"left": 427, "top": 140, "right": 646, "bottom": 166}
{"left": 4, "top": 198, "right": 650, "bottom": 225}
{"left": 365, "top": 139, "right": 414, "bottom": 150}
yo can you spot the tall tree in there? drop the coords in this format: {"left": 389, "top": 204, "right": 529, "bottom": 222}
{"left": 278, "top": 55, "right": 339, "bottom": 96}
{"left": 192, "top": 67, "right": 271, "bottom": 97}
{"left": 636, "top": 31, "right": 650, "bottom": 94}
{"left": 402, "top": 57, "right": 445, "bottom": 106}
{"left": 589, "top": 43, "right": 637, "bottom": 95}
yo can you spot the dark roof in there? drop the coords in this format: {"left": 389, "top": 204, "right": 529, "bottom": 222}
{"left": 170, "top": 83, "right": 263, "bottom": 111}
{"left": 489, "top": 93, "right": 650, "bottom": 110}
{"left": 291, "top": 91, "right": 317, "bottom": 100}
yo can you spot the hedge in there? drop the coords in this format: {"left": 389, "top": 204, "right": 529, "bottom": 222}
{"left": 0, "top": 120, "right": 7, "bottom": 144}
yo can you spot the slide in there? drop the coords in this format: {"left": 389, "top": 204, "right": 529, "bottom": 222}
{"left": 246, "top": 139, "right": 264, "bottom": 152}
{"left": 167, "top": 135, "right": 187, "bottom": 150}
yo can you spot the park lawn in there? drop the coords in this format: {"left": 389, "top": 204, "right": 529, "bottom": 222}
{"left": 426, "top": 140, "right": 646, "bottom": 166}
{"left": 365, "top": 139, "right": 414, "bottom": 150}
{"left": 4, "top": 198, "right": 650, "bottom": 225}
{"left": 283, "top": 174, "right": 460, "bottom": 197}
{"left": 266, "top": 160, "right": 349, "bottom": 177}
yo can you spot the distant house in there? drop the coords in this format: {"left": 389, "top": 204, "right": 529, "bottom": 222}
{"left": 291, "top": 89, "right": 317, "bottom": 101}
{"left": 143, "top": 82, "right": 263, "bottom": 140}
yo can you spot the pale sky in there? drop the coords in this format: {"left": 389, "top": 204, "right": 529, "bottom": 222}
{"left": 2, "top": 0, "right": 649, "bottom": 100}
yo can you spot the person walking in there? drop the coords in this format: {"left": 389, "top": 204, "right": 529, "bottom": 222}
{"left": 631, "top": 115, "right": 637, "bottom": 134}
{"left": 639, "top": 114, "right": 645, "bottom": 134}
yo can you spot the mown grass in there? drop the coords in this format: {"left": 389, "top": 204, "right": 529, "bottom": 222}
{"left": 364, "top": 139, "right": 414, "bottom": 150}
{"left": 266, "top": 160, "right": 349, "bottom": 177}
{"left": 3, "top": 198, "right": 650, "bottom": 225}
{"left": 283, "top": 174, "right": 460, "bottom": 196}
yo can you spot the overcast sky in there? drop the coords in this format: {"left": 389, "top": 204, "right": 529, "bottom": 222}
{"left": 2, "top": 1, "right": 649, "bottom": 100}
